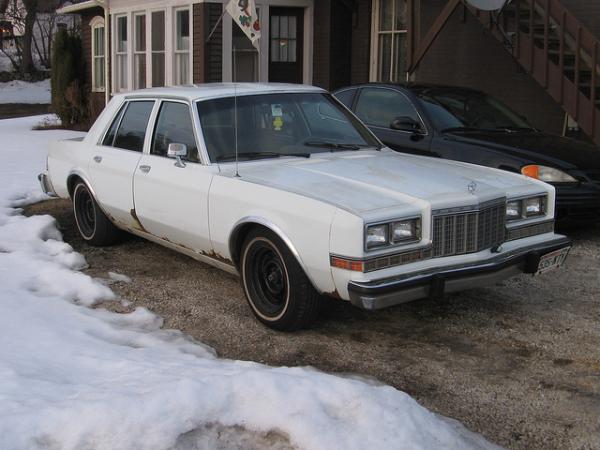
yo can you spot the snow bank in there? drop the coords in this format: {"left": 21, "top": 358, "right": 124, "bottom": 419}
{"left": 0, "top": 115, "right": 500, "bottom": 450}
{"left": 0, "top": 78, "right": 51, "bottom": 104}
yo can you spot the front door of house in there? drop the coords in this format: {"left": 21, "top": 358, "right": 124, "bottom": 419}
{"left": 268, "top": 7, "right": 304, "bottom": 83}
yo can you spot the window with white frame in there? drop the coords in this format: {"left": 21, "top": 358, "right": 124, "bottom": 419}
{"left": 134, "top": 13, "right": 146, "bottom": 89}
{"left": 151, "top": 10, "right": 166, "bottom": 87}
{"left": 91, "top": 17, "right": 105, "bottom": 91}
{"left": 232, "top": 9, "right": 259, "bottom": 82}
{"left": 174, "top": 8, "right": 190, "bottom": 85}
{"left": 115, "top": 15, "right": 128, "bottom": 91}
{"left": 371, "top": 0, "right": 408, "bottom": 82}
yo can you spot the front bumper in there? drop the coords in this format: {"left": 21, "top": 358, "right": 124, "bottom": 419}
{"left": 348, "top": 236, "right": 571, "bottom": 310}
{"left": 38, "top": 172, "right": 57, "bottom": 197}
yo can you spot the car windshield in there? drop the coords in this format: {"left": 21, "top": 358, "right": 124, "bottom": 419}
{"left": 197, "top": 92, "right": 381, "bottom": 162}
{"left": 416, "top": 90, "right": 534, "bottom": 132}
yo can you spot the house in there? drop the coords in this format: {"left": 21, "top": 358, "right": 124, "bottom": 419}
{"left": 58, "top": 0, "right": 600, "bottom": 145}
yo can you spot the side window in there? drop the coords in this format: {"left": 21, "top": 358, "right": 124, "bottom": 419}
{"left": 151, "top": 101, "right": 199, "bottom": 162}
{"left": 113, "top": 101, "right": 155, "bottom": 152}
{"left": 102, "top": 104, "right": 126, "bottom": 147}
{"left": 334, "top": 89, "right": 356, "bottom": 109}
{"left": 355, "top": 88, "right": 421, "bottom": 129}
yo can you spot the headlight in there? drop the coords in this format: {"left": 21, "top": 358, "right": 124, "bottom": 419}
{"left": 391, "top": 219, "right": 420, "bottom": 243}
{"left": 506, "top": 195, "right": 547, "bottom": 221}
{"left": 365, "top": 218, "right": 421, "bottom": 250}
{"left": 366, "top": 224, "right": 389, "bottom": 249}
{"left": 521, "top": 165, "right": 577, "bottom": 183}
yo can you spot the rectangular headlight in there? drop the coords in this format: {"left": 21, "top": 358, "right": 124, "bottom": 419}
{"left": 506, "top": 195, "right": 547, "bottom": 221}
{"left": 391, "top": 219, "right": 420, "bottom": 243}
{"left": 524, "top": 196, "right": 545, "bottom": 217}
{"left": 506, "top": 200, "right": 522, "bottom": 220}
{"left": 366, "top": 224, "right": 389, "bottom": 249}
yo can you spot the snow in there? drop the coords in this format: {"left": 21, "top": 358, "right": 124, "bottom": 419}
{"left": 0, "top": 78, "right": 51, "bottom": 104}
{"left": 0, "top": 115, "right": 500, "bottom": 450}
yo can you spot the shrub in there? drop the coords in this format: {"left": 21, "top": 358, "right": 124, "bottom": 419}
{"left": 51, "top": 28, "right": 87, "bottom": 127}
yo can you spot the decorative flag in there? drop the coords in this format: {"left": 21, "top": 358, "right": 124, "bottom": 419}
{"left": 226, "top": 0, "right": 261, "bottom": 49}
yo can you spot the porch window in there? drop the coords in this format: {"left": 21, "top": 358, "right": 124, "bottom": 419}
{"left": 151, "top": 11, "right": 166, "bottom": 87}
{"left": 115, "top": 15, "right": 128, "bottom": 91}
{"left": 174, "top": 8, "right": 190, "bottom": 85}
{"left": 270, "top": 15, "right": 297, "bottom": 63}
{"left": 232, "top": 10, "right": 259, "bottom": 82}
{"left": 91, "top": 18, "right": 105, "bottom": 91}
{"left": 372, "top": 0, "right": 408, "bottom": 82}
{"left": 133, "top": 13, "right": 146, "bottom": 89}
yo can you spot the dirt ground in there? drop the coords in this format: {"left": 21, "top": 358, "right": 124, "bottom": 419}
{"left": 0, "top": 104, "right": 49, "bottom": 119}
{"left": 25, "top": 199, "right": 600, "bottom": 450}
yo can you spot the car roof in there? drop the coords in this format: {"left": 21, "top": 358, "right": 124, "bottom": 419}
{"left": 334, "top": 82, "right": 486, "bottom": 96}
{"left": 119, "top": 83, "right": 326, "bottom": 102}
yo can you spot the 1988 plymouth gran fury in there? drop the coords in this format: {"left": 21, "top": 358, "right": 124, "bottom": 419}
{"left": 39, "top": 84, "right": 571, "bottom": 330}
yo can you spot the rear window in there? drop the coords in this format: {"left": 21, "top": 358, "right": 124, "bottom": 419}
{"left": 104, "top": 101, "right": 154, "bottom": 152}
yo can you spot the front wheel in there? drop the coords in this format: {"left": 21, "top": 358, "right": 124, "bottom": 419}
{"left": 73, "top": 181, "right": 121, "bottom": 246}
{"left": 240, "top": 228, "right": 321, "bottom": 331}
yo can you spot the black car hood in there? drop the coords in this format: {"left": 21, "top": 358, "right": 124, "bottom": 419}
{"left": 445, "top": 130, "right": 600, "bottom": 169}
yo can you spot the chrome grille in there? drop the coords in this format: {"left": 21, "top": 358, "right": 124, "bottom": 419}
{"left": 432, "top": 199, "right": 506, "bottom": 258}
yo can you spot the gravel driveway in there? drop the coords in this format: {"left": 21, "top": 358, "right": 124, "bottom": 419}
{"left": 26, "top": 199, "right": 600, "bottom": 450}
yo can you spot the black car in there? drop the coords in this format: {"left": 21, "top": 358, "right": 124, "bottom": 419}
{"left": 333, "top": 83, "right": 600, "bottom": 222}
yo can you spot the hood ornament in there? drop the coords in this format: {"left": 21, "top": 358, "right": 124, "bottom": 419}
{"left": 467, "top": 181, "right": 478, "bottom": 194}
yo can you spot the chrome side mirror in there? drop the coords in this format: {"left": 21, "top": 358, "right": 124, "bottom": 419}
{"left": 167, "top": 143, "right": 187, "bottom": 168}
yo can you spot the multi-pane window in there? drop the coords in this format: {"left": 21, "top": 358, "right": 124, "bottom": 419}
{"left": 91, "top": 20, "right": 105, "bottom": 91}
{"left": 115, "top": 15, "right": 128, "bottom": 91}
{"left": 270, "top": 15, "right": 297, "bottom": 62}
{"left": 133, "top": 13, "right": 146, "bottom": 89}
{"left": 174, "top": 9, "right": 190, "bottom": 85}
{"left": 373, "top": 0, "right": 408, "bottom": 82}
{"left": 232, "top": 12, "right": 259, "bottom": 82}
{"left": 151, "top": 11, "right": 166, "bottom": 87}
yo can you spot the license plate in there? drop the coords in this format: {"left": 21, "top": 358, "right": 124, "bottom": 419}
{"left": 536, "top": 247, "right": 570, "bottom": 274}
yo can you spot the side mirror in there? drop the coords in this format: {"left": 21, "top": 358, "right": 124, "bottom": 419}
{"left": 167, "top": 143, "right": 187, "bottom": 168}
{"left": 390, "top": 116, "right": 423, "bottom": 133}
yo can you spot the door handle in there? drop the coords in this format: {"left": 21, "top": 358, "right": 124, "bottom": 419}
{"left": 139, "top": 165, "right": 151, "bottom": 173}
{"left": 93, "top": 155, "right": 102, "bottom": 163}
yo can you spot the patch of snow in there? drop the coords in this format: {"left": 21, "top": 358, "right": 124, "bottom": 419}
{"left": 108, "top": 271, "right": 132, "bottom": 283}
{"left": 0, "top": 78, "right": 51, "bottom": 104}
{"left": 0, "top": 115, "right": 501, "bottom": 450}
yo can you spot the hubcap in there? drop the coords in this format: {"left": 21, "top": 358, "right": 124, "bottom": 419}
{"left": 75, "top": 186, "right": 95, "bottom": 238}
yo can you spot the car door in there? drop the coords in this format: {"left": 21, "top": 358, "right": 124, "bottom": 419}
{"left": 89, "top": 100, "right": 155, "bottom": 227}
{"left": 133, "top": 100, "right": 215, "bottom": 252}
{"left": 353, "top": 87, "right": 433, "bottom": 156}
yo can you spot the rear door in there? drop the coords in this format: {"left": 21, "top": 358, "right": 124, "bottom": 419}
{"left": 353, "top": 87, "right": 433, "bottom": 155}
{"left": 89, "top": 100, "right": 155, "bottom": 228}
{"left": 132, "top": 100, "right": 215, "bottom": 252}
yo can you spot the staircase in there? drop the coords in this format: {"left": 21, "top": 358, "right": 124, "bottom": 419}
{"left": 472, "top": 0, "right": 600, "bottom": 146}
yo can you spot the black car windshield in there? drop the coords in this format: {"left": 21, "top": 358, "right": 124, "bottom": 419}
{"left": 197, "top": 92, "right": 381, "bottom": 162}
{"left": 416, "top": 90, "right": 533, "bottom": 132}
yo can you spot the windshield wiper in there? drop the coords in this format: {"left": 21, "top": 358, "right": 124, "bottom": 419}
{"left": 441, "top": 126, "right": 503, "bottom": 133}
{"left": 215, "top": 151, "right": 310, "bottom": 162}
{"left": 496, "top": 126, "right": 537, "bottom": 132}
{"left": 303, "top": 141, "right": 372, "bottom": 151}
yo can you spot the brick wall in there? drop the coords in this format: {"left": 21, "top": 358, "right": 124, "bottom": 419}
{"left": 350, "top": 0, "right": 372, "bottom": 85}
{"left": 192, "top": 3, "right": 205, "bottom": 84}
{"left": 312, "top": 0, "right": 332, "bottom": 89}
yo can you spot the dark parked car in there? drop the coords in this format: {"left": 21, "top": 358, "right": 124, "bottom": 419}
{"left": 333, "top": 83, "right": 600, "bottom": 221}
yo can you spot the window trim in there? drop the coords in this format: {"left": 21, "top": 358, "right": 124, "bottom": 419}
{"left": 98, "top": 99, "right": 157, "bottom": 153}
{"left": 113, "top": 13, "right": 130, "bottom": 92}
{"left": 150, "top": 8, "right": 167, "bottom": 87}
{"left": 355, "top": 86, "right": 429, "bottom": 136}
{"left": 369, "top": 0, "right": 409, "bottom": 83}
{"left": 173, "top": 6, "right": 192, "bottom": 85}
{"left": 90, "top": 16, "right": 105, "bottom": 93}
{"left": 133, "top": 11, "right": 147, "bottom": 90}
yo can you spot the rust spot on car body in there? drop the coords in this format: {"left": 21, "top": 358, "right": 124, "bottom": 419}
{"left": 200, "top": 250, "right": 234, "bottom": 266}
{"left": 325, "top": 288, "right": 342, "bottom": 300}
{"left": 129, "top": 208, "right": 147, "bottom": 233}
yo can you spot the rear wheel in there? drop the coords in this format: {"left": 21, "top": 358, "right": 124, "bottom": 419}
{"left": 73, "top": 181, "right": 120, "bottom": 246}
{"left": 241, "top": 228, "right": 321, "bottom": 331}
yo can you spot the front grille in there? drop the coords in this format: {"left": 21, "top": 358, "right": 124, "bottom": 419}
{"left": 506, "top": 220, "right": 554, "bottom": 241}
{"left": 432, "top": 199, "right": 506, "bottom": 258}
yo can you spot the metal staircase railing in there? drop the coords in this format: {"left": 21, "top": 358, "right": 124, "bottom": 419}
{"left": 472, "top": 0, "right": 600, "bottom": 146}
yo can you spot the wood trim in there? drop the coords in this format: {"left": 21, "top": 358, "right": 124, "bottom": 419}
{"left": 407, "top": 0, "right": 461, "bottom": 75}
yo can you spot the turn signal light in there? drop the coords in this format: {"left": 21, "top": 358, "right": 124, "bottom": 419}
{"left": 330, "top": 256, "right": 364, "bottom": 272}
{"left": 521, "top": 165, "right": 539, "bottom": 179}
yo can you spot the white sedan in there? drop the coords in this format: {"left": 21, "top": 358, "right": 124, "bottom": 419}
{"left": 39, "top": 83, "right": 571, "bottom": 330}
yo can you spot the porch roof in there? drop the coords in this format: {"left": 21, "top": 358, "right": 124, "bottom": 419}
{"left": 57, "top": 1, "right": 105, "bottom": 15}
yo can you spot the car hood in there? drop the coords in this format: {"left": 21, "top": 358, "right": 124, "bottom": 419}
{"left": 446, "top": 130, "right": 600, "bottom": 169}
{"left": 230, "top": 149, "right": 545, "bottom": 216}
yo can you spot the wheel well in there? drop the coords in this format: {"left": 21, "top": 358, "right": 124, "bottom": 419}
{"left": 230, "top": 223, "right": 271, "bottom": 269}
{"left": 66, "top": 174, "right": 84, "bottom": 198}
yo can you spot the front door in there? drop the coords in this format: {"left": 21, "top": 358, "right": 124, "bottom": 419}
{"left": 268, "top": 7, "right": 303, "bottom": 83}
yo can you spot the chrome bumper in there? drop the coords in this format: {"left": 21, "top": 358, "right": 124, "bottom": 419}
{"left": 348, "top": 236, "right": 572, "bottom": 310}
{"left": 38, "top": 172, "right": 57, "bottom": 197}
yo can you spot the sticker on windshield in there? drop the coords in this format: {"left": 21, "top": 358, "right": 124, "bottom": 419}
{"left": 271, "top": 104, "right": 283, "bottom": 117}
{"left": 273, "top": 116, "right": 284, "bottom": 131}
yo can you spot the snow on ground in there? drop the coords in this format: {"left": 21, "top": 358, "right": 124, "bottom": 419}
{"left": 0, "top": 115, "right": 500, "bottom": 450}
{"left": 0, "top": 78, "right": 51, "bottom": 104}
